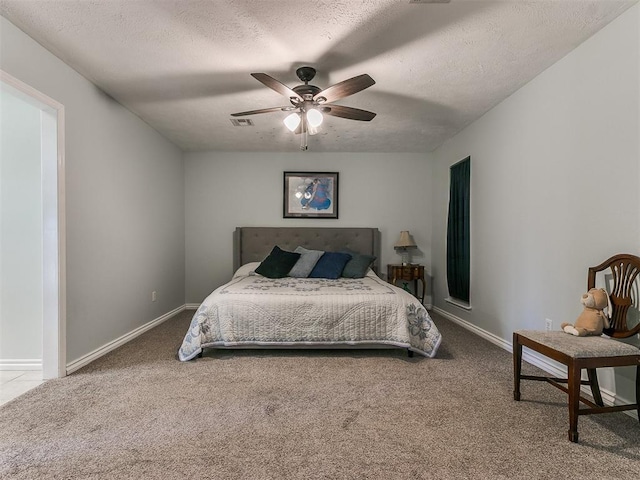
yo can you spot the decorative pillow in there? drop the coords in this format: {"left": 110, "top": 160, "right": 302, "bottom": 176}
{"left": 254, "top": 246, "right": 301, "bottom": 278}
{"left": 289, "top": 246, "right": 324, "bottom": 278}
{"left": 309, "top": 251, "right": 352, "bottom": 279}
{"left": 340, "top": 249, "right": 376, "bottom": 278}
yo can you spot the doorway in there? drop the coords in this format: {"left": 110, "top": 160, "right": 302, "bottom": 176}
{"left": 0, "top": 71, "right": 65, "bottom": 400}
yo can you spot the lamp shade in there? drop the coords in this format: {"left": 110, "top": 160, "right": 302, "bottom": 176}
{"left": 306, "top": 108, "right": 323, "bottom": 128}
{"left": 394, "top": 231, "right": 417, "bottom": 249}
{"left": 283, "top": 112, "right": 301, "bottom": 132}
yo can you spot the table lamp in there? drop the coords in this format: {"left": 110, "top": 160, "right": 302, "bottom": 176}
{"left": 394, "top": 231, "right": 417, "bottom": 266}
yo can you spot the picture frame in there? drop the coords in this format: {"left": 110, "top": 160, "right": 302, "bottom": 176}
{"left": 283, "top": 171, "right": 339, "bottom": 219}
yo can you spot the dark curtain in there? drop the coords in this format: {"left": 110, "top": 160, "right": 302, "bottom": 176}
{"left": 446, "top": 157, "right": 470, "bottom": 302}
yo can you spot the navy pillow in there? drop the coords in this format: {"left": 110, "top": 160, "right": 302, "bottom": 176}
{"left": 340, "top": 250, "right": 376, "bottom": 278}
{"left": 309, "top": 251, "right": 352, "bottom": 279}
{"left": 254, "top": 246, "right": 301, "bottom": 279}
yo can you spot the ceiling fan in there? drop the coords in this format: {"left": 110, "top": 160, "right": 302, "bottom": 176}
{"left": 231, "top": 66, "right": 376, "bottom": 149}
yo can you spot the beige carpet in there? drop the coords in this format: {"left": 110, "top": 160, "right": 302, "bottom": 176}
{"left": 1, "top": 311, "right": 639, "bottom": 479}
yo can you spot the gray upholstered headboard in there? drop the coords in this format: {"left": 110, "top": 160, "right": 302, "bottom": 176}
{"left": 233, "top": 227, "right": 381, "bottom": 273}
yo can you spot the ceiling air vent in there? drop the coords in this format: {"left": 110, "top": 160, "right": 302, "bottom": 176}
{"left": 230, "top": 118, "right": 254, "bottom": 126}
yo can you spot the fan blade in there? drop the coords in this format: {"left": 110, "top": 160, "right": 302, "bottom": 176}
{"left": 314, "top": 74, "right": 375, "bottom": 104}
{"left": 323, "top": 104, "right": 377, "bottom": 121}
{"left": 231, "top": 106, "right": 290, "bottom": 117}
{"left": 251, "top": 73, "right": 302, "bottom": 100}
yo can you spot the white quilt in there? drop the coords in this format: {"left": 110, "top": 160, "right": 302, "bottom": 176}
{"left": 178, "top": 263, "right": 442, "bottom": 361}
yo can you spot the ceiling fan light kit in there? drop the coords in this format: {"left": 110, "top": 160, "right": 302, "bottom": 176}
{"left": 231, "top": 66, "right": 376, "bottom": 150}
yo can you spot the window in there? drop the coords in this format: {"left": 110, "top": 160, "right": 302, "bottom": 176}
{"left": 446, "top": 156, "right": 470, "bottom": 307}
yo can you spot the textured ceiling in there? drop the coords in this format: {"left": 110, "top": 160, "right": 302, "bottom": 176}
{"left": 0, "top": 0, "right": 635, "bottom": 152}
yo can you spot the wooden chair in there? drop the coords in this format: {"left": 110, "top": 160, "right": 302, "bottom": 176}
{"left": 513, "top": 253, "right": 640, "bottom": 442}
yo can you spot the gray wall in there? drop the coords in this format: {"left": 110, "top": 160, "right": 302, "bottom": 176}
{"left": 184, "top": 152, "right": 433, "bottom": 303}
{"left": 0, "top": 88, "right": 43, "bottom": 362}
{"left": 1, "top": 16, "right": 186, "bottom": 364}
{"left": 431, "top": 5, "right": 639, "bottom": 401}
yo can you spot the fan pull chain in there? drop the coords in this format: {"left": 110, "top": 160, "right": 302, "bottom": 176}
{"left": 300, "top": 116, "right": 308, "bottom": 151}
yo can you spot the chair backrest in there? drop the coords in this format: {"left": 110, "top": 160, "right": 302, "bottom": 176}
{"left": 587, "top": 253, "right": 640, "bottom": 338}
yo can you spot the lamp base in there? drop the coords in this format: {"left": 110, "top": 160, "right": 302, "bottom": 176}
{"left": 401, "top": 251, "right": 409, "bottom": 266}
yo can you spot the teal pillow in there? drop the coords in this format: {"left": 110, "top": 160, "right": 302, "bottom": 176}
{"left": 340, "top": 249, "right": 376, "bottom": 278}
{"left": 254, "top": 246, "right": 301, "bottom": 278}
{"left": 309, "top": 252, "right": 352, "bottom": 279}
{"left": 289, "top": 246, "right": 324, "bottom": 278}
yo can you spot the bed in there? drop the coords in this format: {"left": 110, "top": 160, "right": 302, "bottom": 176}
{"left": 178, "top": 227, "right": 442, "bottom": 360}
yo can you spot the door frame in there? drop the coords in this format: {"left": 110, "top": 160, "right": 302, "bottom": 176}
{"left": 1, "top": 70, "right": 66, "bottom": 378}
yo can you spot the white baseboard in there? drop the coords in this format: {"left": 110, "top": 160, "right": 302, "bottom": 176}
{"left": 185, "top": 303, "right": 200, "bottom": 310}
{"left": 0, "top": 359, "right": 42, "bottom": 370}
{"left": 66, "top": 305, "right": 186, "bottom": 374}
{"left": 431, "top": 306, "right": 638, "bottom": 420}
{"left": 432, "top": 306, "right": 512, "bottom": 351}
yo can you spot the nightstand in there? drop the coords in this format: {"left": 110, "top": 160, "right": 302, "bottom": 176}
{"left": 387, "top": 264, "right": 425, "bottom": 304}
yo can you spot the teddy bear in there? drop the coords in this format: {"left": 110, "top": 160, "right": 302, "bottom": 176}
{"left": 561, "top": 288, "right": 611, "bottom": 337}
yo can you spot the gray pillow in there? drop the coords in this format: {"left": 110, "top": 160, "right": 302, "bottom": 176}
{"left": 288, "top": 246, "right": 324, "bottom": 278}
{"left": 340, "top": 249, "right": 376, "bottom": 278}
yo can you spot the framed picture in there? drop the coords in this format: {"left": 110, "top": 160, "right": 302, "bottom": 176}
{"left": 283, "top": 171, "right": 339, "bottom": 219}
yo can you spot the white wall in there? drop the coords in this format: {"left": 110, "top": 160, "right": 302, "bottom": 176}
{"left": 431, "top": 5, "right": 639, "bottom": 402}
{"left": 0, "top": 88, "right": 43, "bottom": 362}
{"left": 185, "top": 152, "right": 433, "bottom": 303}
{"left": 0, "top": 17, "right": 186, "bottom": 365}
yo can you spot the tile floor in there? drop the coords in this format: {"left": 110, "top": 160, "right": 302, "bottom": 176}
{"left": 0, "top": 370, "right": 44, "bottom": 406}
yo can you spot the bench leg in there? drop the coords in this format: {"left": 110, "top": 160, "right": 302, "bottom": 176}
{"left": 513, "top": 334, "right": 522, "bottom": 401}
{"left": 587, "top": 368, "right": 604, "bottom": 406}
{"left": 636, "top": 365, "right": 640, "bottom": 424}
{"left": 568, "top": 363, "right": 581, "bottom": 443}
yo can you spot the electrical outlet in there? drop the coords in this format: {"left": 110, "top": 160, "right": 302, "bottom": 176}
{"left": 152, "top": 291, "right": 157, "bottom": 302}
{"left": 545, "top": 318, "right": 553, "bottom": 331}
